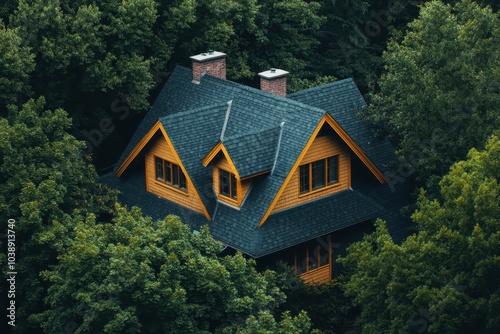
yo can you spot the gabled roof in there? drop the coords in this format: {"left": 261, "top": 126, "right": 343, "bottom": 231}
{"left": 115, "top": 66, "right": 322, "bottom": 175}
{"left": 203, "top": 126, "right": 281, "bottom": 179}
{"left": 288, "top": 80, "right": 396, "bottom": 170}
{"left": 114, "top": 66, "right": 329, "bottom": 223}
{"left": 159, "top": 103, "right": 228, "bottom": 214}
{"left": 103, "top": 65, "right": 412, "bottom": 256}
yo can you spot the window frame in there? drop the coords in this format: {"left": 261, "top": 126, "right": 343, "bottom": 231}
{"left": 299, "top": 155, "right": 339, "bottom": 195}
{"left": 154, "top": 156, "right": 187, "bottom": 192}
{"left": 294, "top": 236, "right": 332, "bottom": 275}
{"left": 219, "top": 169, "right": 238, "bottom": 201}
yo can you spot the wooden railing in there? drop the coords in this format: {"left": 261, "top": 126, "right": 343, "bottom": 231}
{"left": 299, "top": 264, "right": 331, "bottom": 284}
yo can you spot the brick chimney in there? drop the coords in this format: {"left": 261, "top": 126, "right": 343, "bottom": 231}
{"left": 258, "top": 68, "right": 289, "bottom": 97}
{"left": 190, "top": 50, "right": 227, "bottom": 82}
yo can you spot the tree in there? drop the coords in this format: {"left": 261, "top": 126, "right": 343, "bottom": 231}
{"left": 250, "top": 0, "right": 324, "bottom": 91}
{"left": 265, "top": 263, "right": 356, "bottom": 333}
{"left": 238, "top": 310, "right": 313, "bottom": 334}
{"left": 364, "top": 0, "right": 500, "bottom": 194}
{"left": 6, "top": 0, "right": 188, "bottom": 170}
{"left": 0, "top": 97, "right": 116, "bottom": 332}
{"left": 308, "top": 0, "right": 432, "bottom": 93}
{"left": 169, "top": 0, "right": 325, "bottom": 92}
{"left": 313, "top": 0, "right": 379, "bottom": 92}
{"left": 0, "top": 20, "right": 34, "bottom": 113}
{"left": 0, "top": 0, "right": 17, "bottom": 23}
{"left": 339, "top": 134, "right": 500, "bottom": 333}
{"left": 33, "top": 207, "right": 312, "bottom": 333}
{"left": 9, "top": 0, "right": 158, "bottom": 117}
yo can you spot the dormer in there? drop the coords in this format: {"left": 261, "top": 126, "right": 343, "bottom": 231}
{"left": 258, "top": 112, "right": 386, "bottom": 227}
{"left": 202, "top": 145, "right": 245, "bottom": 207}
{"left": 202, "top": 126, "right": 282, "bottom": 208}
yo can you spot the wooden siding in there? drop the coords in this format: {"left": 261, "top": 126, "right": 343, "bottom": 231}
{"left": 299, "top": 264, "right": 331, "bottom": 284}
{"left": 213, "top": 155, "right": 250, "bottom": 207}
{"left": 273, "top": 135, "right": 351, "bottom": 212}
{"left": 216, "top": 154, "right": 232, "bottom": 172}
{"left": 145, "top": 137, "right": 204, "bottom": 214}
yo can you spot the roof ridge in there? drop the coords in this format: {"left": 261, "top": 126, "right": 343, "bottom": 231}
{"left": 287, "top": 77, "right": 356, "bottom": 98}
{"left": 159, "top": 101, "right": 227, "bottom": 121}
{"left": 176, "top": 65, "right": 328, "bottom": 116}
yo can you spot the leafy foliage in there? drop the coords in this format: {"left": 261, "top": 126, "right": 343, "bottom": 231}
{"left": 270, "top": 264, "right": 356, "bottom": 333}
{"left": 9, "top": 0, "right": 158, "bottom": 117}
{"left": 0, "top": 0, "right": 17, "bottom": 22}
{"left": 0, "top": 20, "right": 34, "bottom": 112}
{"left": 364, "top": 0, "right": 500, "bottom": 193}
{"left": 2, "top": 0, "right": 327, "bottom": 169}
{"left": 314, "top": 0, "right": 379, "bottom": 91}
{"left": 237, "top": 310, "right": 313, "bottom": 334}
{"left": 34, "top": 208, "right": 311, "bottom": 333}
{"left": 340, "top": 134, "right": 500, "bottom": 333}
{"left": 0, "top": 98, "right": 116, "bottom": 332}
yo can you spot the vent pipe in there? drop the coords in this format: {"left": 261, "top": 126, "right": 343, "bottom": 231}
{"left": 220, "top": 100, "right": 233, "bottom": 141}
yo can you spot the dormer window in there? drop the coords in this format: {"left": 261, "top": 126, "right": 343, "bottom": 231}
{"left": 220, "top": 169, "right": 237, "bottom": 200}
{"left": 155, "top": 157, "right": 187, "bottom": 192}
{"left": 299, "top": 155, "right": 339, "bottom": 194}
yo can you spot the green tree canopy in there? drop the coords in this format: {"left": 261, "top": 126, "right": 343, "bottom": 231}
{"left": 3, "top": 0, "right": 326, "bottom": 170}
{"left": 0, "top": 97, "right": 116, "bottom": 332}
{"left": 0, "top": 20, "right": 34, "bottom": 112}
{"left": 168, "top": 0, "right": 325, "bottom": 92}
{"left": 339, "top": 134, "right": 500, "bottom": 333}
{"left": 0, "top": 0, "right": 17, "bottom": 22}
{"left": 6, "top": 0, "right": 326, "bottom": 118}
{"left": 9, "top": 0, "right": 158, "bottom": 117}
{"left": 34, "top": 208, "right": 311, "bottom": 333}
{"left": 364, "top": 0, "right": 500, "bottom": 193}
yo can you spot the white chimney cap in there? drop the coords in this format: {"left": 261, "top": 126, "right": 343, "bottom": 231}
{"left": 190, "top": 51, "right": 226, "bottom": 63}
{"left": 258, "top": 68, "right": 289, "bottom": 79}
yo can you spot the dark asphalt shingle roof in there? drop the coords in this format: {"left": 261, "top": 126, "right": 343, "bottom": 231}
{"left": 211, "top": 187, "right": 386, "bottom": 257}
{"left": 222, "top": 125, "right": 281, "bottom": 178}
{"left": 99, "top": 171, "right": 207, "bottom": 231}
{"left": 100, "top": 170, "right": 386, "bottom": 257}
{"left": 114, "top": 65, "right": 327, "bottom": 231}
{"left": 101, "top": 66, "right": 412, "bottom": 256}
{"left": 160, "top": 103, "right": 228, "bottom": 212}
{"left": 288, "top": 78, "right": 396, "bottom": 171}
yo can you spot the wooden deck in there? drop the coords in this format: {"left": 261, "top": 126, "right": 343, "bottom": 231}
{"left": 300, "top": 264, "right": 331, "bottom": 284}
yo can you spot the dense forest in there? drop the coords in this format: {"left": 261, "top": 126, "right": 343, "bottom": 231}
{"left": 1, "top": 0, "right": 499, "bottom": 333}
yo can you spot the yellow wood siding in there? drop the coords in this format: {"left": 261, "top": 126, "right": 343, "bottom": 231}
{"left": 145, "top": 137, "right": 204, "bottom": 214}
{"left": 213, "top": 156, "right": 235, "bottom": 206}
{"left": 213, "top": 156, "right": 250, "bottom": 207}
{"left": 241, "top": 180, "right": 251, "bottom": 200}
{"left": 273, "top": 135, "right": 350, "bottom": 212}
{"left": 216, "top": 154, "right": 232, "bottom": 171}
{"left": 299, "top": 265, "right": 331, "bottom": 284}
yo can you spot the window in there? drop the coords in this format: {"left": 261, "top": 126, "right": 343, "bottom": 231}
{"left": 299, "top": 165, "right": 309, "bottom": 193}
{"left": 295, "top": 236, "right": 331, "bottom": 275}
{"left": 299, "top": 155, "right": 339, "bottom": 194}
{"left": 220, "top": 169, "right": 237, "bottom": 200}
{"left": 155, "top": 157, "right": 187, "bottom": 191}
{"left": 155, "top": 157, "right": 164, "bottom": 181}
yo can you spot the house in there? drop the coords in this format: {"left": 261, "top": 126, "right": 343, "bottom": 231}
{"left": 100, "top": 51, "right": 411, "bottom": 283}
